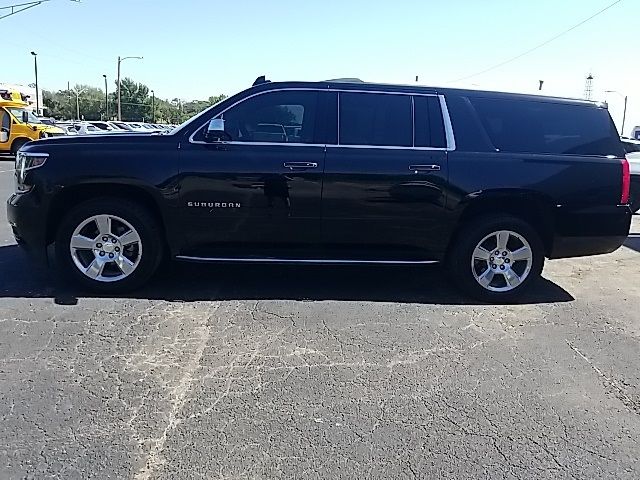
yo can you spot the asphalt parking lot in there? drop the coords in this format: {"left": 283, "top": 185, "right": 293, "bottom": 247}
{"left": 1, "top": 158, "right": 639, "bottom": 479}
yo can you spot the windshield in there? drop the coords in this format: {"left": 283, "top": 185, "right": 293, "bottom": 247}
{"left": 7, "top": 108, "right": 42, "bottom": 124}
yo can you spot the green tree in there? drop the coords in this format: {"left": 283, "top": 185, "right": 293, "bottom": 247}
{"left": 45, "top": 78, "right": 227, "bottom": 124}
{"left": 117, "top": 77, "right": 151, "bottom": 121}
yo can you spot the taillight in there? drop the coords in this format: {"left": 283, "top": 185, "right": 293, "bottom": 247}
{"left": 621, "top": 156, "right": 630, "bottom": 204}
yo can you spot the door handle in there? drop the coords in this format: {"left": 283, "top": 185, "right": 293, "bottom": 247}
{"left": 409, "top": 164, "right": 441, "bottom": 173}
{"left": 283, "top": 162, "right": 318, "bottom": 170}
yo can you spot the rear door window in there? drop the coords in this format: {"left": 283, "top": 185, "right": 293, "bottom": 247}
{"left": 414, "top": 96, "right": 447, "bottom": 148}
{"left": 471, "top": 98, "right": 624, "bottom": 157}
{"left": 339, "top": 92, "right": 412, "bottom": 147}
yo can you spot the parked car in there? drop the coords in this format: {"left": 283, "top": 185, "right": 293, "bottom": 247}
{"left": 56, "top": 123, "right": 79, "bottom": 136}
{"left": 62, "top": 122, "right": 107, "bottom": 136}
{"left": 89, "top": 121, "right": 120, "bottom": 133}
{"left": 6, "top": 78, "right": 632, "bottom": 301}
{"left": 111, "top": 121, "right": 135, "bottom": 131}
{"left": 621, "top": 138, "right": 640, "bottom": 212}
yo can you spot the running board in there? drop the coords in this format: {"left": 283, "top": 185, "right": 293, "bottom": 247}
{"left": 175, "top": 256, "right": 439, "bottom": 265}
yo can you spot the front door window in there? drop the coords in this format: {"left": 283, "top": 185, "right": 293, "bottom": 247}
{"left": 218, "top": 90, "right": 319, "bottom": 144}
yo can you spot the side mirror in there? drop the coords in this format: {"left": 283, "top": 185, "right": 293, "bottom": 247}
{"left": 205, "top": 118, "right": 230, "bottom": 142}
{"left": 22, "top": 111, "right": 29, "bottom": 123}
{"left": 0, "top": 129, "right": 8, "bottom": 143}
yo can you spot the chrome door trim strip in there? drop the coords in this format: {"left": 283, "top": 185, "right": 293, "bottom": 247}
{"left": 175, "top": 255, "right": 439, "bottom": 265}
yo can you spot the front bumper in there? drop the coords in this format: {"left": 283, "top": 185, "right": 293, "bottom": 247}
{"left": 6, "top": 192, "right": 49, "bottom": 264}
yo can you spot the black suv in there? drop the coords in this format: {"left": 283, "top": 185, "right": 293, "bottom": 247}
{"left": 6, "top": 78, "right": 633, "bottom": 301}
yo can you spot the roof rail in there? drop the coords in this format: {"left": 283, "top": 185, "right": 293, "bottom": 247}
{"left": 252, "top": 75, "right": 271, "bottom": 86}
{"left": 326, "top": 78, "right": 364, "bottom": 83}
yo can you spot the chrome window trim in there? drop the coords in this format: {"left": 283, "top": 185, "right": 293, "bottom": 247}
{"left": 327, "top": 144, "right": 448, "bottom": 151}
{"left": 439, "top": 94, "right": 456, "bottom": 151}
{"left": 187, "top": 86, "right": 456, "bottom": 151}
{"left": 189, "top": 140, "right": 326, "bottom": 147}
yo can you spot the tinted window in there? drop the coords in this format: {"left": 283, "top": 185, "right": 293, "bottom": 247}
{"left": 339, "top": 92, "right": 412, "bottom": 147}
{"left": 471, "top": 98, "right": 623, "bottom": 156}
{"left": 1, "top": 109, "right": 9, "bottom": 132}
{"left": 414, "top": 96, "right": 446, "bottom": 148}
{"left": 221, "top": 90, "right": 318, "bottom": 144}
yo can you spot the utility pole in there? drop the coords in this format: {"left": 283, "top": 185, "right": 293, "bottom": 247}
{"left": 103, "top": 74, "right": 108, "bottom": 120}
{"left": 30, "top": 51, "right": 39, "bottom": 115}
{"left": 71, "top": 87, "right": 86, "bottom": 121}
{"left": 117, "top": 55, "right": 143, "bottom": 121}
{"left": 622, "top": 95, "right": 628, "bottom": 136}
{"left": 605, "top": 90, "right": 628, "bottom": 136}
{"left": 584, "top": 74, "right": 594, "bottom": 101}
{"left": 151, "top": 90, "right": 155, "bottom": 123}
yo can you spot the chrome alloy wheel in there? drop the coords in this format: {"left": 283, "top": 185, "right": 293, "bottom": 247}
{"left": 471, "top": 230, "right": 533, "bottom": 292}
{"left": 69, "top": 214, "right": 142, "bottom": 283}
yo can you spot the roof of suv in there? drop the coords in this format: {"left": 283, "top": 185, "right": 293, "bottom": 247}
{"left": 248, "top": 80, "right": 603, "bottom": 107}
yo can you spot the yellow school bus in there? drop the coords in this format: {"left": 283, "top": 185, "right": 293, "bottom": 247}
{"left": 0, "top": 89, "right": 65, "bottom": 155}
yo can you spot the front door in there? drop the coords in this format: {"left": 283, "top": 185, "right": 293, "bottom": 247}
{"left": 322, "top": 91, "right": 450, "bottom": 260}
{"left": 0, "top": 108, "right": 10, "bottom": 152}
{"left": 177, "top": 89, "right": 326, "bottom": 258}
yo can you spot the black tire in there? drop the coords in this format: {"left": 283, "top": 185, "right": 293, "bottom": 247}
{"left": 55, "top": 198, "right": 163, "bottom": 293}
{"left": 10, "top": 138, "right": 29, "bottom": 156}
{"left": 448, "top": 215, "right": 545, "bottom": 303}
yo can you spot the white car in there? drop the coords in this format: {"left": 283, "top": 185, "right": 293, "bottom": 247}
{"left": 89, "top": 121, "right": 121, "bottom": 133}
{"left": 621, "top": 138, "right": 640, "bottom": 212}
{"left": 65, "top": 122, "right": 109, "bottom": 135}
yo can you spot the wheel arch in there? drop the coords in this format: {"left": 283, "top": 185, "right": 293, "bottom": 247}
{"left": 447, "top": 190, "right": 556, "bottom": 257}
{"left": 10, "top": 137, "right": 32, "bottom": 153}
{"left": 46, "top": 183, "right": 168, "bottom": 248}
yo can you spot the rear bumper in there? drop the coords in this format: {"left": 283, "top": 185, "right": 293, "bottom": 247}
{"left": 549, "top": 235, "right": 629, "bottom": 259}
{"left": 6, "top": 192, "right": 49, "bottom": 265}
{"left": 549, "top": 204, "right": 632, "bottom": 259}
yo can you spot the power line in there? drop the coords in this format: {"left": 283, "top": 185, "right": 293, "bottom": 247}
{"left": 448, "top": 0, "right": 624, "bottom": 84}
{"left": 0, "top": 0, "right": 79, "bottom": 20}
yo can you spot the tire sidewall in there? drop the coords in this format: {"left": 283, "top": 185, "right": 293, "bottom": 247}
{"left": 55, "top": 199, "right": 162, "bottom": 293}
{"left": 449, "top": 216, "right": 545, "bottom": 302}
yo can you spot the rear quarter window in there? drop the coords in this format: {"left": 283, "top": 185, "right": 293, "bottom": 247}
{"left": 470, "top": 97, "right": 624, "bottom": 157}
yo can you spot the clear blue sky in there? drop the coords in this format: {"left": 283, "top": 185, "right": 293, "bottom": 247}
{"left": 3, "top": 0, "right": 639, "bottom": 134}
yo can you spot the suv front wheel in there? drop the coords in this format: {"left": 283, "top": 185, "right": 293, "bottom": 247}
{"left": 55, "top": 198, "right": 163, "bottom": 293}
{"left": 448, "top": 215, "right": 545, "bottom": 302}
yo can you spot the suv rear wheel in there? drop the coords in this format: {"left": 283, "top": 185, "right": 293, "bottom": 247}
{"left": 55, "top": 198, "right": 163, "bottom": 293}
{"left": 448, "top": 215, "right": 545, "bottom": 302}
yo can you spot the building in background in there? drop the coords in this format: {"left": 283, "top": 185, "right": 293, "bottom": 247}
{"left": 0, "top": 83, "right": 41, "bottom": 115}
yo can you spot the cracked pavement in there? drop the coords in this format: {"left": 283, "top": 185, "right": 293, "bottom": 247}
{"left": 1, "top": 166, "right": 640, "bottom": 479}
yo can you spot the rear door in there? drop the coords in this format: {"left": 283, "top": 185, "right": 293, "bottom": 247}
{"left": 322, "top": 91, "right": 451, "bottom": 260}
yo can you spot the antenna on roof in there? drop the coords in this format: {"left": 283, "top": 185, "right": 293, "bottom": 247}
{"left": 252, "top": 75, "right": 270, "bottom": 86}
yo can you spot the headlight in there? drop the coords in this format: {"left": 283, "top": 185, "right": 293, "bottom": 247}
{"left": 15, "top": 152, "right": 48, "bottom": 193}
